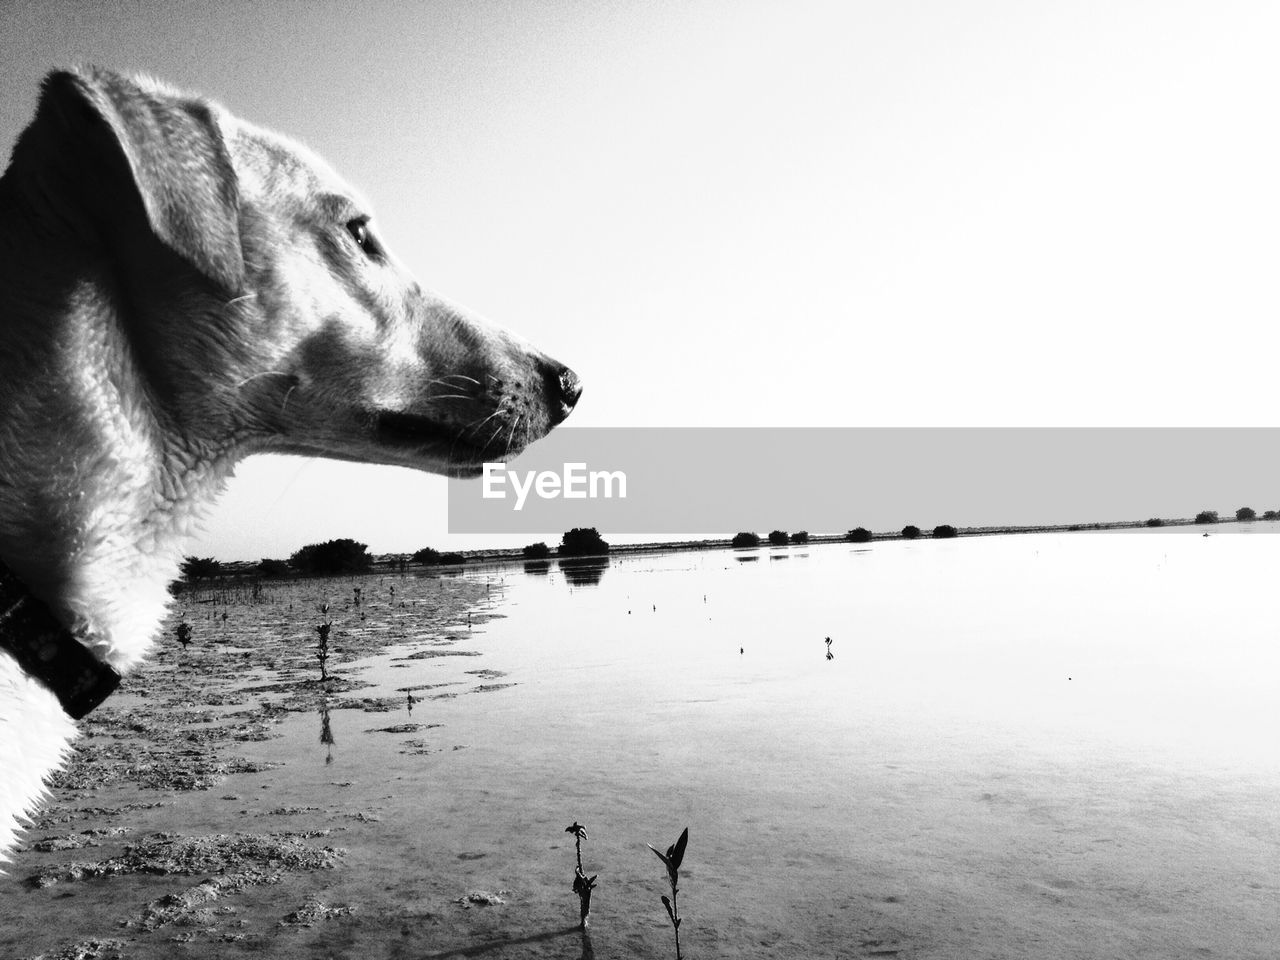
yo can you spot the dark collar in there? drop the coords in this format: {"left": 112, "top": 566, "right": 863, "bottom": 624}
{"left": 0, "top": 559, "right": 121, "bottom": 719}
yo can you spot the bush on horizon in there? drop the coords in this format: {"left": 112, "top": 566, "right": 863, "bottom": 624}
{"left": 768, "top": 530, "right": 789, "bottom": 546}
{"left": 1264, "top": 510, "right": 1280, "bottom": 521}
{"left": 1194, "top": 510, "right": 1219, "bottom": 525}
{"left": 846, "top": 527, "right": 872, "bottom": 543}
{"left": 790, "top": 531, "right": 809, "bottom": 544}
{"left": 522, "top": 542, "right": 552, "bottom": 560}
{"left": 901, "top": 525, "right": 921, "bottom": 540}
{"left": 932, "top": 524, "right": 958, "bottom": 539}
{"left": 180, "top": 556, "right": 222, "bottom": 582}
{"left": 1145, "top": 518, "right": 1164, "bottom": 528}
{"left": 438, "top": 552, "right": 466, "bottom": 565}
{"left": 289, "top": 539, "right": 372, "bottom": 575}
{"left": 412, "top": 546, "right": 441, "bottom": 565}
{"left": 560, "top": 527, "right": 610, "bottom": 557}
{"left": 1236, "top": 506, "right": 1257, "bottom": 522}
{"left": 257, "top": 558, "right": 290, "bottom": 577}
{"left": 731, "top": 531, "right": 760, "bottom": 548}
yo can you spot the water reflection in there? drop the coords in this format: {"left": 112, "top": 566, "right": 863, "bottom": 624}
{"left": 523, "top": 560, "right": 552, "bottom": 576}
{"left": 735, "top": 555, "right": 759, "bottom": 562}
{"left": 319, "top": 705, "right": 335, "bottom": 764}
{"left": 559, "top": 556, "right": 609, "bottom": 586}
{"left": 244, "top": 533, "right": 1280, "bottom": 958}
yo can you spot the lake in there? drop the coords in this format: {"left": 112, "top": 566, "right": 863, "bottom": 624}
{"left": 4, "top": 527, "right": 1278, "bottom": 959}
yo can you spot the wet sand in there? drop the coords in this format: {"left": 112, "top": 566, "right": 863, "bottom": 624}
{"left": 1, "top": 572, "right": 514, "bottom": 959}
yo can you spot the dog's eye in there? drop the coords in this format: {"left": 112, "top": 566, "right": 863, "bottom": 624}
{"left": 345, "top": 218, "right": 376, "bottom": 256}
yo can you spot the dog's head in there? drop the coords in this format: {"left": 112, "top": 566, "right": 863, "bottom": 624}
{"left": 26, "top": 66, "right": 581, "bottom": 476}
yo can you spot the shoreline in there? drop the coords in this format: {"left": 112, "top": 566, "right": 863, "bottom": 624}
{"left": 204, "top": 515, "right": 1271, "bottom": 581}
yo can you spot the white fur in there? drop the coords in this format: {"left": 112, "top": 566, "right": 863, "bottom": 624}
{"left": 0, "top": 659, "right": 79, "bottom": 867}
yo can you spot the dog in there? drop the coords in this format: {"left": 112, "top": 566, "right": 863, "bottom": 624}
{"left": 0, "top": 66, "right": 581, "bottom": 861}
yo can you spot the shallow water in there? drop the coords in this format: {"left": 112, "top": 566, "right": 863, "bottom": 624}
{"left": 5, "top": 530, "right": 1280, "bottom": 958}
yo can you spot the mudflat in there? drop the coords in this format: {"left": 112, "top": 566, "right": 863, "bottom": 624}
{"left": 3, "top": 534, "right": 1278, "bottom": 959}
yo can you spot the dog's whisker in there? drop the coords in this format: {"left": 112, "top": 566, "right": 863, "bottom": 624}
{"left": 485, "top": 419, "right": 508, "bottom": 451}
{"left": 233, "top": 370, "right": 290, "bottom": 390}
{"left": 504, "top": 414, "right": 521, "bottom": 457}
{"left": 463, "top": 409, "right": 503, "bottom": 440}
{"left": 281, "top": 384, "right": 298, "bottom": 413}
{"left": 225, "top": 293, "right": 258, "bottom": 306}
{"left": 424, "top": 394, "right": 473, "bottom": 403}
{"left": 422, "top": 378, "right": 475, "bottom": 394}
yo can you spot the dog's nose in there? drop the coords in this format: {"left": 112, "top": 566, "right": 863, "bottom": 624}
{"left": 546, "top": 365, "right": 582, "bottom": 425}
{"left": 558, "top": 368, "right": 583, "bottom": 409}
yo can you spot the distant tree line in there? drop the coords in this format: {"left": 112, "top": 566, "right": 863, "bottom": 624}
{"left": 233, "top": 528, "right": 615, "bottom": 581}
{"left": 558, "top": 528, "right": 611, "bottom": 557}
{"left": 1189, "top": 506, "right": 1280, "bottom": 524}
{"left": 289, "top": 538, "right": 372, "bottom": 575}
{"left": 180, "top": 556, "right": 222, "bottom": 581}
{"left": 726, "top": 524, "right": 965, "bottom": 547}
{"left": 411, "top": 546, "right": 466, "bottom": 566}
{"left": 188, "top": 502, "right": 1280, "bottom": 586}
{"left": 516, "top": 528, "right": 611, "bottom": 560}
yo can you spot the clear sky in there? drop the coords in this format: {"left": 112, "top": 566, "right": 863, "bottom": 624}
{"left": 3, "top": 1, "right": 1278, "bottom": 559}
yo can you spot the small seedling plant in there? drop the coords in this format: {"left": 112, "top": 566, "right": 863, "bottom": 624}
{"left": 174, "top": 619, "right": 192, "bottom": 649}
{"left": 316, "top": 603, "right": 333, "bottom": 681}
{"left": 648, "top": 827, "right": 689, "bottom": 960}
{"left": 565, "top": 821, "right": 598, "bottom": 929}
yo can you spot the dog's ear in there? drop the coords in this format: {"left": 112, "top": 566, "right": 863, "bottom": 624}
{"left": 39, "top": 65, "right": 245, "bottom": 293}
